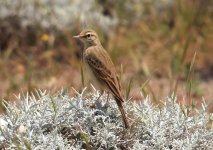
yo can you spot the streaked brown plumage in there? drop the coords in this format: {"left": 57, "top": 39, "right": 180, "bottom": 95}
{"left": 73, "top": 29, "right": 129, "bottom": 128}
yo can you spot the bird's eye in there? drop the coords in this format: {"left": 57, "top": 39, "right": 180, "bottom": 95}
{"left": 87, "top": 34, "right": 91, "bottom": 38}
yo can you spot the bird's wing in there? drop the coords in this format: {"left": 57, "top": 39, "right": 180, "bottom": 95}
{"left": 85, "top": 48, "right": 123, "bottom": 102}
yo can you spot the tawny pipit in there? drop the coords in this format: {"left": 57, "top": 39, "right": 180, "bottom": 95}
{"left": 73, "top": 29, "right": 129, "bottom": 128}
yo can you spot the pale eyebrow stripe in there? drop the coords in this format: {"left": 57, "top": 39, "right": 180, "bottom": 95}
{"left": 85, "top": 31, "right": 91, "bottom": 34}
{"left": 85, "top": 32, "right": 95, "bottom": 36}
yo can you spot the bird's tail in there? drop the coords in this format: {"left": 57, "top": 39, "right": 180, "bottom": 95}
{"left": 115, "top": 98, "right": 129, "bottom": 129}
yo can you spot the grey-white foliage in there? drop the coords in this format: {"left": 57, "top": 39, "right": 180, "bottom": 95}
{"left": 0, "top": 88, "right": 212, "bottom": 149}
{"left": 0, "top": 0, "right": 118, "bottom": 32}
{"left": 0, "top": 0, "right": 174, "bottom": 32}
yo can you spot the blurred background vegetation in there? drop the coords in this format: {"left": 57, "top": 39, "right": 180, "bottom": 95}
{"left": 0, "top": 0, "right": 213, "bottom": 112}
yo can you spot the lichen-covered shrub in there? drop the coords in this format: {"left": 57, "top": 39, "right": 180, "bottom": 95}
{"left": 0, "top": 88, "right": 212, "bottom": 149}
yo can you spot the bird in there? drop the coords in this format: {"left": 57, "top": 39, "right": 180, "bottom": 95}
{"left": 73, "top": 29, "right": 129, "bottom": 128}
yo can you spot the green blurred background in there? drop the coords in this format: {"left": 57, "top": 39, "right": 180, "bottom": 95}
{"left": 0, "top": 0, "right": 213, "bottom": 111}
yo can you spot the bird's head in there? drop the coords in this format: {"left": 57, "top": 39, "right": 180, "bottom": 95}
{"left": 73, "top": 29, "right": 100, "bottom": 48}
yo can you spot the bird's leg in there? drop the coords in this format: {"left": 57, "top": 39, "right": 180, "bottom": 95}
{"left": 106, "top": 91, "right": 110, "bottom": 102}
{"left": 91, "top": 90, "right": 104, "bottom": 109}
{"left": 96, "top": 90, "right": 104, "bottom": 101}
{"left": 104, "top": 91, "right": 110, "bottom": 109}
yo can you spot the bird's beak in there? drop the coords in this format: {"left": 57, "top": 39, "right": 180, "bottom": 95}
{"left": 73, "top": 35, "right": 81, "bottom": 39}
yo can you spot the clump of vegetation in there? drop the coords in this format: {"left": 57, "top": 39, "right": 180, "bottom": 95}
{"left": 0, "top": 0, "right": 213, "bottom": 112}
{"left": 0, "top": 89, "right": 212, "bottom": 149}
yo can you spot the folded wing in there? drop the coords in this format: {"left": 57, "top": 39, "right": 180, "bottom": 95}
{"left": 85, "top": 49, "right": 123, "bottom": 102}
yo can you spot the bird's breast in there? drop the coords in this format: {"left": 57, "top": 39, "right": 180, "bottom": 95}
{"left": 83, "top": 56, "right": 106, "bottom": 91}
